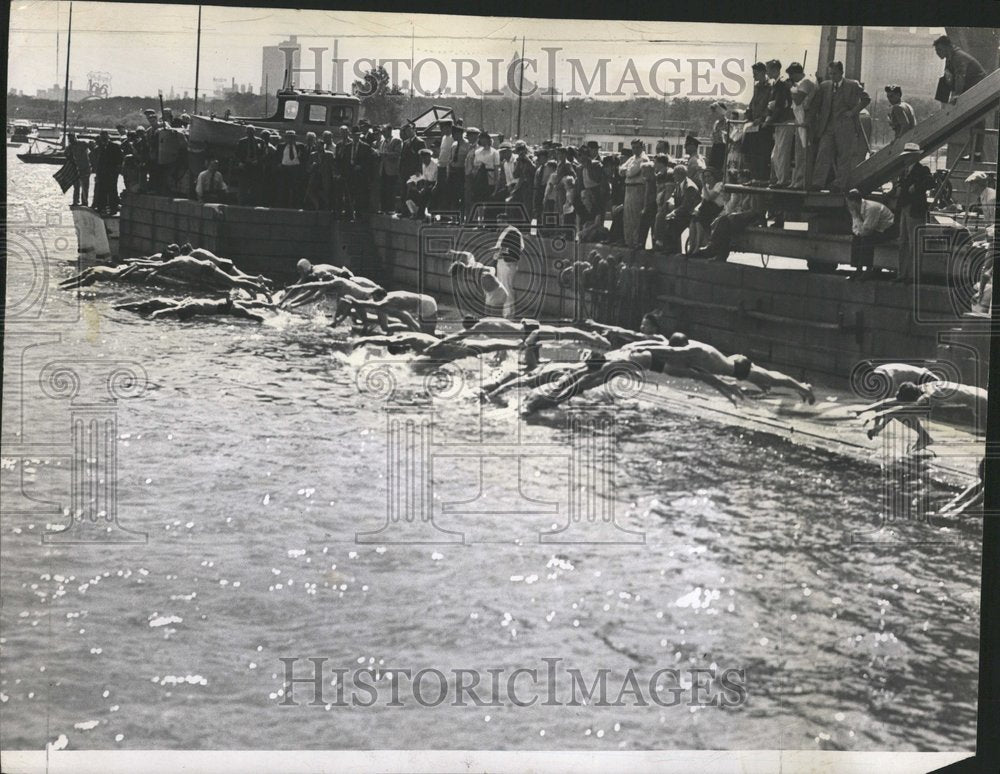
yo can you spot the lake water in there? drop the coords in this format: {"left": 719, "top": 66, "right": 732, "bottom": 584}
{"left": 1, "top": 149, "right": 982, "bottom": 752}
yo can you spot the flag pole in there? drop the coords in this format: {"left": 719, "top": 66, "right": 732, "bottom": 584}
{"left": 193, "top": 5, "right": 202, "bottom": 114}
{"left": 516, "top": 36, "right": 526, "bottom": 139}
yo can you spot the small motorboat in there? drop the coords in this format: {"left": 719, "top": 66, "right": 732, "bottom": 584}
{"left": 17, "top": 138, "right": 66, "bottom": 165}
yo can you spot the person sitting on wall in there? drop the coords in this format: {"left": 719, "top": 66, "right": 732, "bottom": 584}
{"left": 693, "top": 170, "right": 766, "bottom": 261}
{"left": 845, "top": 188, "right": 895, "bottom": 281}
{"left": 660, "top": 164, "right": 702, "bottom": 255}
{"left": 405, "top": 148, "right": 438, "bottom": 219}
{"left": 195, "top": 157, "right": 229, "bottom": 204}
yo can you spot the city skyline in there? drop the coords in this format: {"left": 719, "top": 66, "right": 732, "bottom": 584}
{"left": 9, "top": 3, "right": 850, "bottom": 100}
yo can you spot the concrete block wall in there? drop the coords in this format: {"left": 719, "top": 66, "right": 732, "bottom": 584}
{"left": 117, "top": 195, "right": 984, "bottom": 389}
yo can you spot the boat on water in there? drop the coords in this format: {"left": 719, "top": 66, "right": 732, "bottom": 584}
{"left": 17, "top": 138, "right": 66, "bottom": 164}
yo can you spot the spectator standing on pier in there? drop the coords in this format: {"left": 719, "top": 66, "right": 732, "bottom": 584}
{"left": 708, "top": 101, "right": 729, "bottom": 176}
{"left": 743, "top": 62, "right": 773, "bottom": 183}
{"left": 350, "top": 125, "right": 375, "bottom": 216}
{"left": 620, "top": 138, "right": 653, "bottom": 248}
{"left": 469, "top": 132, "right": 500, "bottom": 220}
{"left": 510, "top": 141, "right": 536, "bottom": 219}
{"left": 811, "top": 61, "right": 870, "bottom": 192}
{"left": 652, "top": 153, "right": 676, "bottom": 250}
{"left": 234, "top": 126, "right": 266, "bottom": 206}
{"left": 66, "top": 133, "right": 91, "bottom": 207}
{"left": 787, "top": 62, "right": 817, "bottom": 190}
{"left": 846, "top": 188, "right": 895, "bottom": 281}
{"left": 765, "top": 59, "right": 795, "bottom": 189}
{"left": 462, "top": 126, "right": 481, "bottom": 220}
{"left": 377, "top": 124, "right": 402, "bottom": 214}
{"left": 92, "top": 130, "right": 124, "bottom": 214}
{"left": 893, "top": 144, "right": 934, "bottom": 283}
{"left": 319, "top": 131, "right": 337, "bottom": 211}
{"left": 276, "top": 130, "right": 305, "bottom": 208}
{"left": 533, "top": 148, "right": 550, "bottom": 221}
{"left": 195, "top": 158, "right": 229, "bottom": 203}
{"left": 884, "top": 85, "right": 916, "bottom": 140}
{"left": 303, "top": 132, "right": 326, "bottom": 210}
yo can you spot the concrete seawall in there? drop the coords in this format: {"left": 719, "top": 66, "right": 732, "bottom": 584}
{"left": 118, "top": 193, "right": 989, "bottom": 389}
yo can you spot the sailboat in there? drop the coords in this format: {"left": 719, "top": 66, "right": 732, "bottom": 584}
{"left": 18, "top": 1, "right": 71, "bottom": 165}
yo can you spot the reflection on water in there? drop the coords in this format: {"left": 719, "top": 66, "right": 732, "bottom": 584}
{"left": 1, "top": 150, "right": 981, "bottom": 752}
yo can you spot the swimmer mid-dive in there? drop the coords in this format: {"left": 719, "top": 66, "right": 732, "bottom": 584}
{"left": 60, "top": 263, "right": 159, "bottom": 289}
{"left": 448, "top": 250, "right": 511, "bottom": 316}
{"left": 114, "top": 289, "right": 272, "bottom": 322}
{"left": 277, "top": 276, "right": 383, "bottom": 309}
{"left": 857, "top": 380, "right": 987, "bottom": 452}
{"left": 354, "top": 329, "right": 525, "bottom": 364}
{"left": 335, "top": 289, "right": 439, "bottom": 334}
{"left": 856, "top": 361, "right": 940, "bottom": 398}
{"left": 628, "top": 333, "right": 815, "bottom": 403}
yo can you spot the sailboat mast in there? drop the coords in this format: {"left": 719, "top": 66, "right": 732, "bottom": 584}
{"left": 194, "top": 5, "right": 202, "bottom": 114}
{"left": 62, "top": 1, "right": 73, "bottom": 145}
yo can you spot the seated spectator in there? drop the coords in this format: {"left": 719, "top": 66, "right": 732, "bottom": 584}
{"left": 651, "top": 154, "right": 676, "bottom": 250}
{"left": 405, "top": 148, "right": 438, "bottom": 219}
{"left": 965, "top": 171, "right": 996, "bottom": 231}
{"left": 660, "top": 164, "right": 701, "bottom": 255}
{"left": 846, "top": 188, "right": 895, "bottom": 281}
{"left": 689, "top": 168, "right": 725, "bottom": 251}
{"left": 195, "top": 158, "right": 228, "bottom": 203}
{"left": 695, "top": 170, "right": 766, "bottom": 261}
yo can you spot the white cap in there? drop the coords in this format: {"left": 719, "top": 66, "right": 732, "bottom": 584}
{"left": 965, "top": 171, "right": 988, "bottom": 183}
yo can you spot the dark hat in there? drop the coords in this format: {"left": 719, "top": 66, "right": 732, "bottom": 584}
{"left": 685, "top": 134, "right": 699, "bottom": 145}
{"left": 465, "top": 126, "right": 481, "bottom": 135}
{"left": 439, "top": 116, "right": 453, "bottom": 124}
{"left": 884, "top": 84, "right": 902, "bottom": 95}
{"left": 452, "top": 118, "right": 464, "bottom": 129}
{"left": 765, "top": 59, "right": 781, "bottom": 70}
{"left": 785, "top": 62, "right": 803, "bottom": 73}
{"left": 751, "top": 62, "right": 766, "bottom": 72}
{"left": 845, "top": 188, "right": 863, "bottom": 201}
{"left": 143, "top": 108, "right": 157, "bottom": 117}
{"left": 350, "top": 125, "right": 361, "bottom": 133}
{"left": 514, "top": 139, "right": 528, "bottom": 150}
{"left": 629, "top": 137, "right": 644, "bottom": 145}
{"left": 498, "top": 141, "right": 513, "bottom": 150}
{"left": 586, "top": 140, "right": 599, "bottom": 150}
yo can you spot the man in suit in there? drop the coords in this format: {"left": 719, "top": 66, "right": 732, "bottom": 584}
{"left": 319, "top": 131, "right": 337, "bottom": 212}
{"left": 347, "top": 125, "right": 376, "bottom": 216}
{"left": 810, "top": 60, "right": 870, "bottom": 192}
{"left": 397, "top": 122, "right": 426, "bottom": 216}
{"left": 66, "top": 133, "right": 92, "bottom": 206}
{"left": 333, "top": 125, "right": 356, "bottom": 219}
{"left": 743, "top": 62, "right": 773, "bottom": 183}
{"left": 377, "top": 124, "right": 402, "bottom": 213}
{"left": 234, "top": 125, "right": 266, "bottom": 206}
{"left": 434, "top": 119, "right": 470, "bottom": 219}
{"left": 92, "top": 130, "right": 124, "bottom": 213}
{"left": 934, "top": 35, "right": 988, "bottom": 160}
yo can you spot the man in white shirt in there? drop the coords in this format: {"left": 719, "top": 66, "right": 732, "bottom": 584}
{"left": 846, "top": 188, "right": 895, "bottom": 280}
{"left": 195, "top": 158, "right": 228, "bottom": 203}
{"left": 965, "top": 171, "right": 996, "bottom": 232}
{"left": 787, "top": 62, "right": 817, "bottom": 190}
{"left": 405, "top": 148, "right": 438, "bottom": 218}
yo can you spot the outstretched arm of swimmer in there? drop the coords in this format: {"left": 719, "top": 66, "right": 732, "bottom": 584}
{"left": 686, "top": 366, "right": 744, "bottom": 405}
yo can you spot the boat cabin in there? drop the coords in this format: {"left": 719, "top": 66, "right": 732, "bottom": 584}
{"left": 234, "top": 90, "right": 360, "bottom": 137}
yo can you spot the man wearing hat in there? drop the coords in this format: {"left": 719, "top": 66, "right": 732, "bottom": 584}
{"left": 893, "top": 143, "right": 933, "bottom": 283}
{"left": 965, "top": 171, "right": 996, "bottom": 229}
{"left": 765, "top": 59, "right": 795, "bottom": 188}
{"left": 884, "top": 85, "right": 916, "bottom": 141}
{"left": 496, "top": 141, "right": 515, "bottom": 208}
{"left": 533, "top": 148, "right": 551, "bottom": 221}
{"left": 349, "top": 124, "right": 376, "bottom": 216}
{"left": 277, "top": 129, "right": 306, "bottom": 208}
{"left": 234, "top": 125, "right": 266, "bottom": 206}
{"left": 787, "top": 62, "right": 817, "bottom": 190}
{"left": 743, "top": 62, "right": 773, "bottom": 183}
{"left": 377, "top": 124, "right": 402, "bottom": 213}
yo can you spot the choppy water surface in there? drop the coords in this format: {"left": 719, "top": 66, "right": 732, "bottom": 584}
{"left": 1, "top": 151, "right": 982, "bottom": 751}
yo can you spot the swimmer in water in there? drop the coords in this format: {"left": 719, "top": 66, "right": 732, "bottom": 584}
{"left": 855, "top": 361, "right": 940, "bottom": 398}
{"left": 114, "top": 289, "right": 269, "bottom": 322}
{"left": 335, "top": 289, "right": 439, "bottom": 334}
{"left": 858, "top": 380, "right": 987, "bottom": 452}
{"left": 60, "top": 263, "right": 159, "bottom": 289}
{"left": 519, "top": 349, "right": 649, "bottom": 413}
{"left": 632, "top": 333, "right": 815, "bottom": 403}
{"left": 277, "top": 275, "right": 383, "bottom": 309}
{"left": 439, "top": 317, "right": 610, "bottom": 351}
{"left": 294, "top": 258, "right": 354, "bottom": 283}
{"left": 576, "top": 312, "right": 670, "bottom": 348}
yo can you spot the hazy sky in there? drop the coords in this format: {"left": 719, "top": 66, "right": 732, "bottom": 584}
{"left": 8, "top": 2, "right": 825, "bottom": 100}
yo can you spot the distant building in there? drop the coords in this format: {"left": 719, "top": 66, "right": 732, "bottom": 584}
{"left": 563, "top": 118, "right": 693, "bottom": 155}
{"left": 860, "top": 27, "right": 947, "bottom": 100}
{"left": 262, "top": 35, "right": 301, "bottom": 95}
{"left": 35, "top": 81, "right": 90, "bottom": 101}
